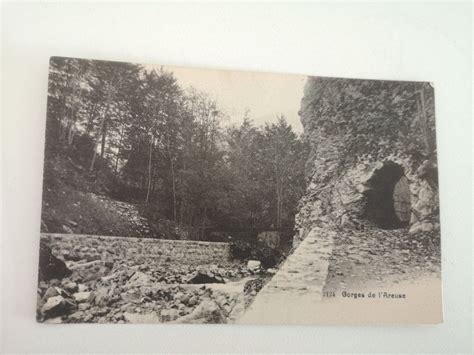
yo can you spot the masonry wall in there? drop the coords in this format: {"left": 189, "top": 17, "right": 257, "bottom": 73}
{"left": 41, "top": 233, "right": 231, "bottom": 265}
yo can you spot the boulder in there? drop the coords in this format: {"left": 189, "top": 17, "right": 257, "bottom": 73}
{"left": 68, "top": 260, "right": 104, "bottom": 271}
{"left": 227, "top": 294, "right": 246, "bottom": 322}
{"left": 82, "top": 267, "right": 109, "bottom": 282}
{"left": 73, "top": 291, "right": 91, "bottom": 303}
{"left": 90, "top": 286, "right": 119, "bottom": 307}
{"left": 44, "top": 316, "right": 63, "bottom": 324}
{"left": 187, "top": 295, "right": 199, "bottom": 307}
{"left": 160, "top": 308, "right": 180, "bottom": 322}
{"left": 244, "top": 278, "right": 266, "bottom": 295}
{"left": 40, "top": 295, "right": 76, "bottom": 318}
{"left": 126, "top": 271, "right": 152, "bottom": 286}
{"left": 62, "top": 225, "right": 74, "bottom": 234}
{"left": 174, "top": 299, "right": 226, "bottom": 324}
{"left": 67, "top": 220, "right": 78, "bottom": 227}
{"left": 93, "top": 308, "right": 110, "bottom": 317}
{"left": 247, "top": 260, "right": 261, "bottom": 272}
{"left": 77, "top": 284, "right": 88, "bottom": 292}
{"left": 84, "top": 253, "right": 101, "bottom": 262}
{"left": 62, "top": 281, "right": 78, "bottom": 293}
{"left": 409, "top": 221, "right": 434, "bottom": 234}
{"left": 68, "top": 311, "right": 84, "bottom": 322}
{"left": 78, "top": 302, "right": 91, "bottom": 311}
{"left": 184, "top": 271, "right": 225, "bottom": 284}
{"left": 173, "top": 291, "right": 185, "bottom": 302}
{"left": 38, "top": 242, "right": 72, "bottom": 281}
{"left": 41, "top": 286, "right": 60, "bottom": 302}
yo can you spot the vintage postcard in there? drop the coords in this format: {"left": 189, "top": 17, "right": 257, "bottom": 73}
{"left": 37, "top": 57, "right": 442, "bottom": 324}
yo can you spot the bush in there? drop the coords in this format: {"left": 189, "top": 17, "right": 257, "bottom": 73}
{"left": 230, "top": 240, "right": 287, "bottom": 269}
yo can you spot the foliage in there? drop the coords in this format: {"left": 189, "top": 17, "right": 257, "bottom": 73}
{"left": 44, "top": 57, "right": 308, "bottom": 240}
{"left": 224, "top": 117, "right": 309, "bottom": 229}
{"left": 229, "top": 240, "right": 287, "bottom": 268}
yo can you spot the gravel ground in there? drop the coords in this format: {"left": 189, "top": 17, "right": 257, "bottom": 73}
{"left": 323, "top": 226, "right": 441, "bottom": 292}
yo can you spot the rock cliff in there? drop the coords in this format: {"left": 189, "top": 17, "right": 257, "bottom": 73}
{"left": 294, "top": 77, "right": 440, "bottom": 247}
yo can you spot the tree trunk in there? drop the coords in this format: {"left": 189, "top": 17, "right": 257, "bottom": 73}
{"left": 58, "top": 61, "right": 72, "bottom": 141}
{"left": 273, "top": 143, "right": 281, "bottom": 228}
{"left": 200, "top": 207, "right": 207, "bottom": 241}
{"left": 114, "top": 147, "right": 120, "bottom": 174}
{"left": 100, "top": 120, "right": 107, "bottom": 158}
{"left": 179, "top": 160, "right": 186, "bottom": 225}
{"left": 417, "top": 89, "right": 433, "bottom": 155}
{"left": 67, "top": 126, "right": 75, "bottom": 146}
{"left": 114, "top": 125, "right": 125, "bottom": 175}
{"left": 90, "top": 96, "right": 112, "bottom": 171}
{"left": 85, "top": 103, "right": 98, "bottom": 135}
{"left": 179, "top": 201, "right": 185, "bottom": 225}
{"left": 276, "top": 184, "right": 281, "bottom": 228}
{"left": 90, "top": 115, "right": 105, "bottom": 171}
{"left": 67, "top": 106, "right": 77, "bottom": 146}
{"left": 145, "top": 135, "right": 154, "bottom": 205}
{"left": 170, "top": 157, "right": 177, "bottom": 222}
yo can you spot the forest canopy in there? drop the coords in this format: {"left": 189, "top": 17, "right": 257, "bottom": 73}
{"left": 44, "top": 57, "right": 308, "bottom": 240}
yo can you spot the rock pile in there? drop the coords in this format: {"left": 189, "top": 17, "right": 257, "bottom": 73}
{"left": 38, "top": 242, "right": 72, "bottom": 281}
{"left": 37, "top": 239, "right": 272, "bottom": 324}
{"left": 323, "top": 226, "right": 441, "bottom": 292}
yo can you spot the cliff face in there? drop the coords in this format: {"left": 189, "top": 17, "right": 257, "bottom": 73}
{"left": 294, "top": 77, "right": 440, "bottom": 247}
{"left": 240, "top": 77, "right": 442, "bottom": 324}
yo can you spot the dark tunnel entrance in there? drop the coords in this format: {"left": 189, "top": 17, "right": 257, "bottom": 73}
{"left": 363, "top": 162, "right": 412, "bottom": 229}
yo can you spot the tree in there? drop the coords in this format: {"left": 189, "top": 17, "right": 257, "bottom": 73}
{"left": 259, "top": 116, "right": 307, "bottom": 228}
{"left": 225, "top": 115, "right": 307, "bottom": 230}
{"left": 87, "top": 60, "right": 141, "bottom": 171}
{"left": 225, "top": 116, "right": 263, "bottom": 228}
{"left": 44, "top": 57, "right": 309, "bottom": 241}
{"left": 47, "top": 57, "right": 91, "bottom": 148}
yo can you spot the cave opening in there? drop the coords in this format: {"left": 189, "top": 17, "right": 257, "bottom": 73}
{"left": 363, "top": 162, "right": 411, "bottom": 229}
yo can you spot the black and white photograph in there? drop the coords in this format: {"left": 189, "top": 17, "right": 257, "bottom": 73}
{"left": 3, "top": 1, "right": 473, "bottom": 353}
{"left": 35, "top": 57, "right": 442, "bottom": 325}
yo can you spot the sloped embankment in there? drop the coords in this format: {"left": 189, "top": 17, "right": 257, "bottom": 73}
{"left": 41, "top": 151, "right": 152, "bottom": 237}
{"left": 41, "top": 184, "right": 152, "bottom": 237}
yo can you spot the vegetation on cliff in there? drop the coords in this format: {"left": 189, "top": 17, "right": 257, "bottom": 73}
{"left": 301, "top": 77, "right": 437, "bottom": 172}
{"left": 295, "top": 76, "right": 440, "bottom": 248}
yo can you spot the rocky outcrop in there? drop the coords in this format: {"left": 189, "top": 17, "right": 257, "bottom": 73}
{"left": 38, "top": 241, "right": 72, "bottom": 281}
{"left": 185, "top": 270, "right": 225, "bottom": 284}
{"left": 294, "top": 77, "right": 440, "bottom": 247}
{"left": 237, "top": 77, "right": 441, "bottom": 324}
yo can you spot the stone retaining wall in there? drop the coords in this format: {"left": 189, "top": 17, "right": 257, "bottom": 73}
{"left": 239, "top": 227, "right": 334, "bottom": 324}
{"left": 41, "top": 233, "right": 231, "bottom": 265}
